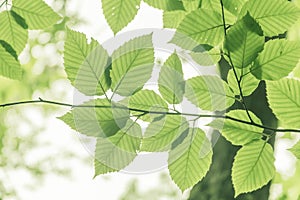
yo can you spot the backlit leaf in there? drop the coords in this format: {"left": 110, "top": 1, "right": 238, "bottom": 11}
{"left": 266, "top": 78, "right": 300, "bottom": 129}
{"left": 110, "top": 34, "right": 154, "bottom": 96}
{"left": 232, "top": 140, "right": 275, "bottom": 197}
{"left": 168, "top": 128, "right": 212, "bottom": 191}
{"left": 64, "top": 29, "right": 111, "bottom": 96}
{"left": 158, "top": 52, "right": 185, "bottom": 104}
{"left": 209, "top": 110, "right": 263, "bottom": 145}
{"left": 185, "top": 75, "right": 235, "bottom": 111}
{"left": 251, "top": 40, "right": 300, "bottom": 80}
{"left": 12, "top": 0, "right": 61, "bottom": 29}
{"left": 102, "top": 0, "right": 141, "bottom": 34}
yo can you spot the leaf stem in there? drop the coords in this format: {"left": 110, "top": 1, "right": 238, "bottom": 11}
{"left": 1, "top": 98, "right": 300, "bottom": 134}
{"left": 219, "top": 0, "right": 254, "bottom": 123}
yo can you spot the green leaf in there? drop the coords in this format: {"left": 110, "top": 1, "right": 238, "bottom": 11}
{"left": 225, "top": 13, "right": 264, "bottom": 70}
{"left": 239, "top": 0, "right": 300, "bottom": 36}
{"left": 94, "top": 119, "right": 141, "bottom": 176}
{"left": 158, "top": 52, "right": 185, "bottom": 104}
{"left": 209, "top": 110, "right": 263, "bottom": 145}
{"left": 222, "top": 0, "right": 247, "bottom": 15}
{"left": 289, "top": 141, "right": 300, "bottom": 159}
{"left": 190, "top": 46, "right": 221, "bottom": 66}
{"left": 227, "top": 68, "right": 259, "bottom": 96}
{"left": 102, "top": 0, "right": 141, "bottom": 34}
{"left": 129, "top": 89, "right": 168, "bottom": 112}
{"left": 12, "top": 0, "right": 61, "bottom": 29}
{"left": 0, "top": 40, "right": 18, "bottom": 61}
{"left": 64, "top": 29, "right": 111, "bottom": 96}
{"left": 266, "top": 78, "right": 300, "bottom": 129}
{"left": 232, "top": 140, "right": 275, "bottom": 197}
{"left": 182, "top": 0, "right": 200, "bottom": 12}
{"left": 201, "top": 0, "right": 237, "bottom": 24}
{"left": 142, "top": 115, "right": 189, "bottom": 152}
{"left": 0, "top": 11, "right": 28, "bottom": 54}
{"left": 185, "top": 75, "right": 235, "bottom": 111}
{"left": 110, "top": 34, "right": 154, "bottom": 96}
{"left": 143, "top": 0, "right": 184, "bottom": 11}
{"left": 251, "top": 40, "right": 300, "bottom": 80}
{"left": 94, "top": 160, "right": 116, "bottom": 176}
{"left": 170, "top": 9, "right": 224, "bottom": 50}
{"left": 168, "top": 128, "right": 212, "bottom": 191}
{"left": 58, "top": 99, "right": 130, "bottom": 138}
{"left": 0, "top": 45, "right": 22, "bottom": 80}
{"left": 163, "top": 11, "right": 186, "bottom": 29}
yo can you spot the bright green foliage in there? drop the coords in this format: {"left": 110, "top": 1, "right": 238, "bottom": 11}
{"left": 201, "top": 0, "right": 237, "bottom": 24}
{"left": 94, "top": 159, "right": 116, "bottom": 176}
{"left": 102, "top": 0, "right": 141, "bottom": 34}
{"left": 129, "top": 90, "right": 168, "bottom": 112}
{"left": 185, "top": 75, "right": 235, "bottom": 111}
{"left": 251, "top": 40, "right": 300, "bottom": 80}
{"left": 171, "top": 9, "right": 224, "bottom": 49}
{"left": 190, "top": 47, "right": 221, "bottom": 66}
{"left": 94, "top": 119, "right": 141, "bottom": 175}
{"left": 266, "top": 78, "right": 300, "bottom": 129}
{"left": 227, "top": 69, "right": 259, "bottom": 96}
{"left": 110, "top": 34, "right": 154, "bottom": 96}
{"left": 225, "top": 13, "right": 264, "bottom": 70}
{"left": 0, "top": 11, "right": 28, "bottom": 54}
{"left": 0, "top": 45, "right": 22, "bottom": 80}
{"left": 142, "top": 116, "right": 188, "bottom": 152}
{"left": 163, "top": 11, "right": 186, "bottom": 28}
{"left": 143, "top": 0, "right": 184, "bottom": 11}
{"left": 289, "top": 141, "right": 300, "bottom": 159}
{"left": 158, "top": 53, "right": 185, "bottom": 104}
{"left": 239, "top": 0, "right": 300, "bottom": 36}
{"left": 209, "top": 110, "right": 263, "bottom": 145}
{"left": 232, "top": 140, "right": 275, "bottom": 197}
{"left": 64, "top": 29, "right": 111, "bottom": 96}
{"left": 12, "top": 0, "right": 61, "bottom": 29}
{"left": 182, "top": 0, "right": 199, "bottom": 12}
{"left": 222, "top": 0, "right": 247, "bottom": 15}
{"left": 168, "top": 128, "right": 212, "bottom": 191}
{"left": 58, "top": 99, "right": 130, "bottom": 138}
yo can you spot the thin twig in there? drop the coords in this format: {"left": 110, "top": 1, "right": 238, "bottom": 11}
{"left": 1, "top": 98, "right": 300, "bottom": 134}
{"left": 220, "top": 0, "right": 254, "bottom": 123}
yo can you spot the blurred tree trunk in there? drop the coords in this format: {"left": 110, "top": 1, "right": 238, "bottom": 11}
{"left": 188, "top": 57, "right": 277, "bottom": 200}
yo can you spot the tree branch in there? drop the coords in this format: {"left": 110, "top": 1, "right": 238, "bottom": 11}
{"left": 1, "top": 98, "right": 300, "bottom": 134}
